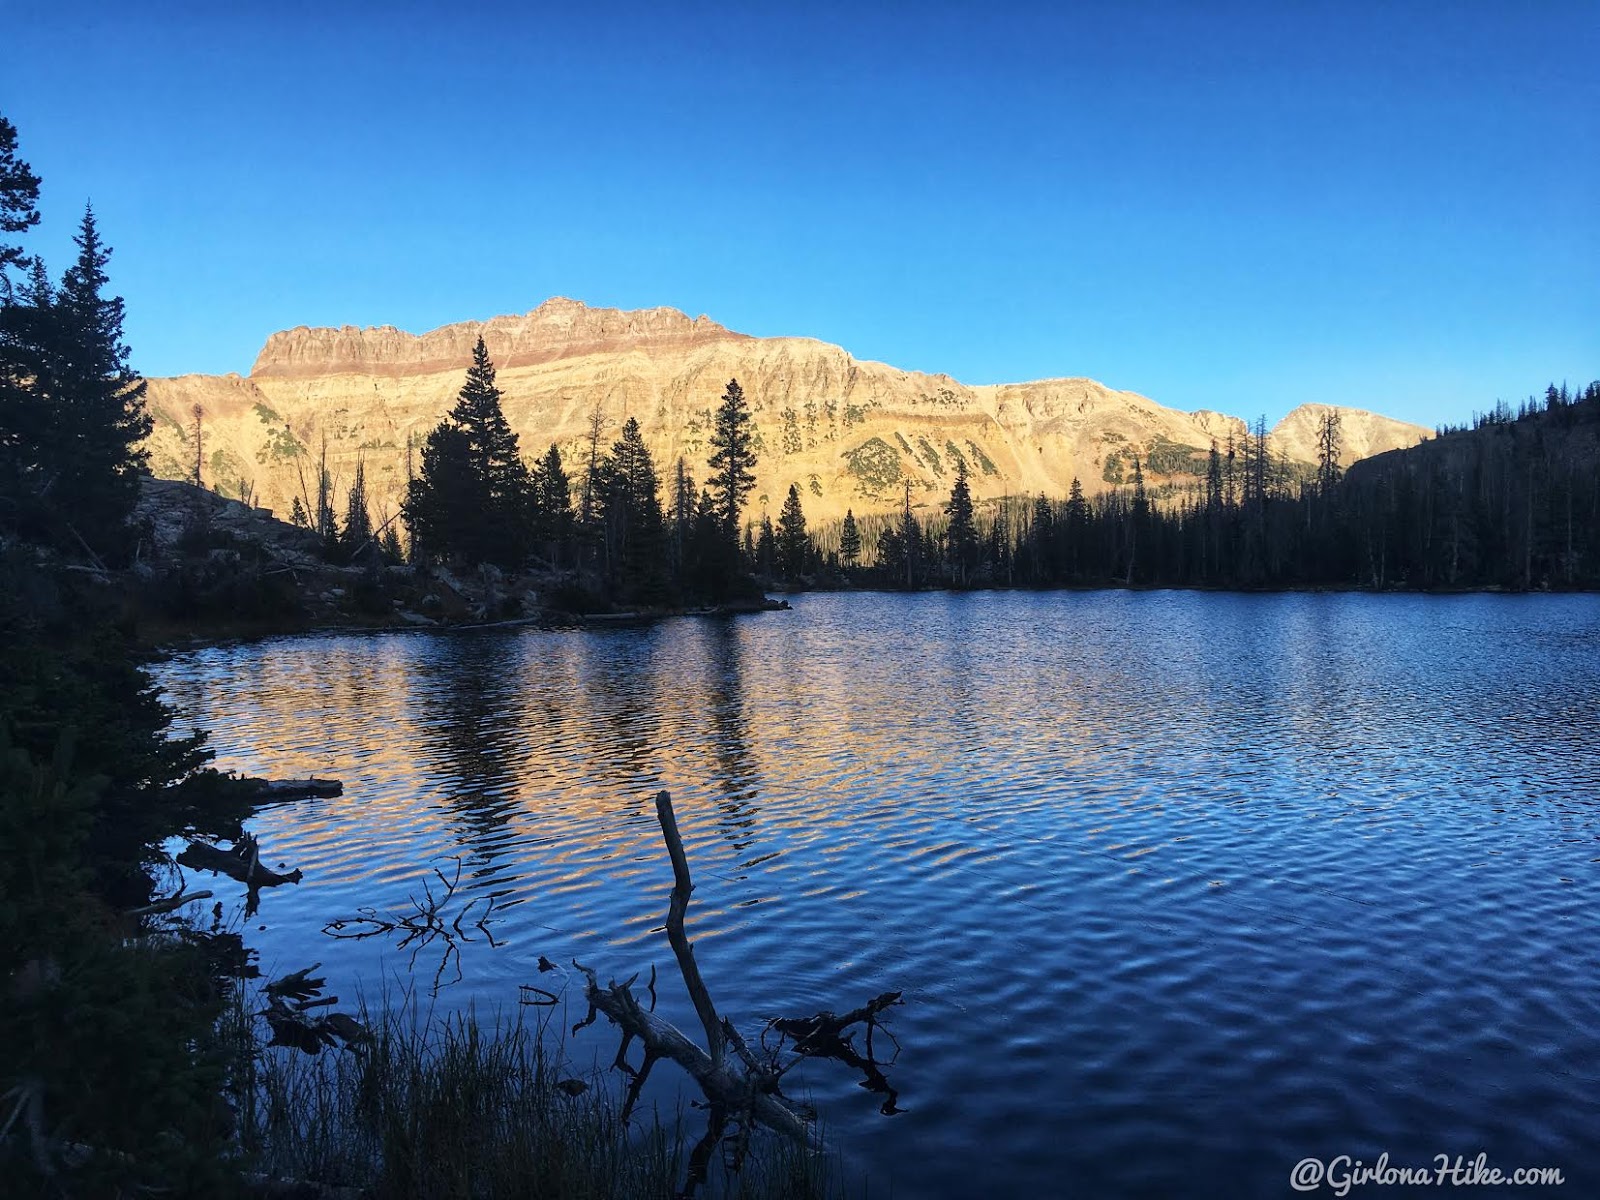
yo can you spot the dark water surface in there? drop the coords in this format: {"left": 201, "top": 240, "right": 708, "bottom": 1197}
{"left": 157, "top": 591, "right": 1600, "bottom": 1198}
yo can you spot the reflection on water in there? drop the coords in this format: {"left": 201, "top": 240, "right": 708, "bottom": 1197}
{"left": 158, "top": 592, "right": 1600, "bottom": 1198}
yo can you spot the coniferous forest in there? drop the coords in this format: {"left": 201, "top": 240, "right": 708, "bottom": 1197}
{"left": 398, "top": 339, "right": 1600, "bottom": 598}
{"left": 831, "top": 389, "right": 1600, "bottom": 593}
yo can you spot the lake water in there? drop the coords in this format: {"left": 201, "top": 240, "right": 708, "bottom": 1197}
{"left": 157, "top": 591, "right": 1600, "bottom": 1198}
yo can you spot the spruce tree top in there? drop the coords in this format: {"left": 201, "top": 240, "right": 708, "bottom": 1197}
{"left": 449, "top": 336, "right": 524, "bottom": 486}
{"left": 708, "top": 377, "right": 757, "bottom": 536}
{"left": 0, "top": 114, "right": 42, "bottom": 284}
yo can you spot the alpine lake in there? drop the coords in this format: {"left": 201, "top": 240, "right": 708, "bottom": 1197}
{"left": 156, "top": 590, "right": 1600, "bottom": 1198}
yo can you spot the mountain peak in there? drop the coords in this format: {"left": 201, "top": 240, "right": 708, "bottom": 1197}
{"left": 250, "top": 297, "right": 749, "bottom": 379}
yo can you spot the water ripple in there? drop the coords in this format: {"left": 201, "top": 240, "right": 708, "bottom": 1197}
{"left": 156, "top": 592, "right": 1600, "bottom": 1198}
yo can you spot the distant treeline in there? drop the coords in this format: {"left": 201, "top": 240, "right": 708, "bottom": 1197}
{"left": 816, "top": 382, "right": 1600, "bottom": 592}
{"left": 395, "top": 353, "right": 1600, "bottom": 596}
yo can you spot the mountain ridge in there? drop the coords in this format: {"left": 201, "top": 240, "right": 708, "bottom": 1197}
{"left": 142, "top": 298, "right": 1431, "bottom": 529}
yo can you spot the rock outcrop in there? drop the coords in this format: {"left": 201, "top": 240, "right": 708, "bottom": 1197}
{"left": 251, "top": 298, "right": 751, "bottom": 379}
{"left": 143, "top": 298, "right": 1431, "bottom": 529}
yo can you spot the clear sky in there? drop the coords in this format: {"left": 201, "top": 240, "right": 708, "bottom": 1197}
{"left": 4, "top": 1, "right": 1595, "bottom": 429}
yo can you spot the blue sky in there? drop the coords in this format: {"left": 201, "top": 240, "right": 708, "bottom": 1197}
{"left": 4, "top": 1, "right": 1595, "bottom": 428}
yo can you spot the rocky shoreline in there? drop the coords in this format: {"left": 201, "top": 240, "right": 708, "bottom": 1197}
{"left": 127, "top": 476, "right": 789, "bottom": 649}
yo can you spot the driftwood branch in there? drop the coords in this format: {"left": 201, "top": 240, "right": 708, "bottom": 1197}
{"left": 573, "top": 790, "right": 813, "bottom": 1152}
{"left": 322, "top": 857, "right": 498, "bottom": 995}
{"left": 575, "top": 963, "right": 812, "bottom": 1145}
{"left": 564, "top": 787, "right": 905, "bottom": 1191}
{"left": 125, "top": 888, "right": 214, "bottom": 917}
{"left": 655, "top": 790, "right": 725, "bottom": 1065}
{"left": 177, "top": 832, "right": 303, "bottom": 888}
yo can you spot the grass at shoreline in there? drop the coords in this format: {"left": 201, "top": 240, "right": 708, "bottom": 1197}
{"left": 238, "top": 997, "right": 842, "bottom": 1200}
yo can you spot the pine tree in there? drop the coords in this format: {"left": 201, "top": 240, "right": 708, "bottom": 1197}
{"left": 35, "top": 206, "right": 152, "bottom": 556}
{"left": 1064, "top": 477, "right": 1088, "bottom": 578}
{"left": 1128, "top": 453, "right": 1149, "bottom": 583}
{"left": 341, "top": 459, "right": 373, "bottom": 558}
{"left": 450, "top": 336, "right": 534, "bottom": 563}
{"left": 707, "top": 378, "right": 757, "bottom": 541}
{"left": 755, "top": 514, "right": 776, "bottom": 577}
{"left": 777, "top": 483, "right": 809, "bottom": 579}
{"left": 0, "top": 114, "right": 41, "bottom": 287}
{"left": 1317, "top": 408, "right": 1343, "bottom": 495}
{"left": 531, "top": 442, "right": 572, "bottom": 557}
{"left": 896, "top": 481, "right": 921, "bottom": 588}
{"left": 403, "top": 423, "right": 477, "bottom": 561}
{"left": 289, "top": 496, "right": 309, "bottom": 528}
{"left": 944, "top": 457, "right": 977, "bottom": 584}
{"left": 404, "top": 339, "right": 534, "bottom": 567}
{"left": 1028, "top": 492, "right": 1055, "bottom": 582}
{"left": 671, "top": 457, "right": 695, "bottom": 585}
{"left": 599, "top": 417, "right": 668, "bottom": 600}
{"left": 839, "top": 508, "right": 861, "bottom": 568}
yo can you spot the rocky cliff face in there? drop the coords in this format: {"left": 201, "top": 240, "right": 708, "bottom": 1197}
{"left": 143, "top": 298, "right": 1431, "bottom": 531}
{"left": 251, "top": 297, "right": 751, "bottom": 379}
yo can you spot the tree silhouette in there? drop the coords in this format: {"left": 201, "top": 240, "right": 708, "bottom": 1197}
{"left": 599, "top": 416, "right": 669, "bottom": 602}
{"left": 777, "top": 483, "right": 809, "bottom": 579}
{"left": 839, "top": 508, "right": 861, "bottom": 569}
{"left": 0, "top": 114, "right": 40, "bottom": 285}
{"left": 2, "top": 206, "right": 152, "bottom": 556}
{"left": 944, "top": 457, "right": 977, "bottom": 585}
{"left": 707, "top": 378, "right": 757, "bottom": 541}
{"left": 341, "top": 459, "right": 373, "bottom": 559}
{"left": 404, "top": 338, "right": 533, "bottom": 567}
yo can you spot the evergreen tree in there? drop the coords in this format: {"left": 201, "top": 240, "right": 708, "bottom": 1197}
{"left": 288, "top": 495, "right": 309, "bottom": 528}
{"left": 1127, "top": 453, "right": 1149, "bottom": 583}
{"left": 404, "top": 339, "right": 533, "bottom": 567}
{"left": 670, "top": 456, "right": 695, "bottom": 585}
{"left": 839, "top": 508, "right": 861, "bottom": 568}
{"left": 755, "top": 514, "right": 776, "bottom": 577}
{"left": 5, "top": 206, "right": 153, "bottom": 557}
{"left": 0, "top": 114, "right": 41, "bottom": 287}
{"left": 896, "top": 481, "right": 922, "bottom": 587}
{"left": 944, "top": 457, "right": 977, "bottom": 584}
{"left": 450, "top": 336, "right": 534, "bottom": 562}
{"left": 777, "top": 482, "right": 809, "bottom": 579}
{"left": 1064, "top": 477, "right": 1088, "bottom": 577}
{"left": 599, "top": 417, "right": 668, "bottom": 601}
{"left": 403, "top": 423, "right": 477, "bottom": 561}
{"left": 341, "top": 459, "right": 373, "bottom": 557}
{"left": 707, "top": 378, "right": 757, "bottom": 541}
{"left": 531, "top": 441, "right": 572, "bottom": 557}
{"left": 1317, "top": 408, "right": 1344, "bottom": 495}
{"left": 876, "top": 522, "right": 905, "bottom": 580}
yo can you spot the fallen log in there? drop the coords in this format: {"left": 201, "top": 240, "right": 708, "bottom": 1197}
{"left": 177, "top": 832, "right": 302, "bottom": 887}
{"left": 577, "top": 965, "right": 809, "bottom": 1144}
{"left": 239, "top": 776, "right": 342, "bottom": 799}
{"left": 573, "top": 790, "right": 812, "bottom": 1148}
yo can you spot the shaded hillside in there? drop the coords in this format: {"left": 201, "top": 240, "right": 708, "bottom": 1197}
{"left": 825, "top": 381, "right": 1600, "bottom": 592}
{"left": 1342, "top": 382, "right": 1600, "bottom": 589}
{"left": 141, "top": 299, "right": 1430, "bottom": 529}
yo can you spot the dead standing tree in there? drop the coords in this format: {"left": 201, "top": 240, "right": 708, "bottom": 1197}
{"left": 573, "top": 791, "right": 902, "bottom": 1178}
